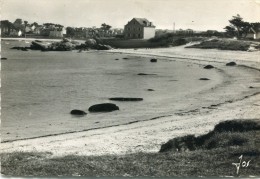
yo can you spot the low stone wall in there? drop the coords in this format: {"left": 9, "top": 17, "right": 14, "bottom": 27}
{"left": 102, "top": 39, "right": 165, "bottom": 48}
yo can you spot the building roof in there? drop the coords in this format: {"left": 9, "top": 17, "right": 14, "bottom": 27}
{"left": 132, "top": 18, "right": 155, "bottom": 27}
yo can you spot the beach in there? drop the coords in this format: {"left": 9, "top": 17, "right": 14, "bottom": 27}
{"left": 1, "top": 40, "right": 260, "bottom": 157}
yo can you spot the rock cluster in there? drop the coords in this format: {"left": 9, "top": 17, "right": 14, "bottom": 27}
{"left": 29, "top": 38, "right": 112, "bottom": 51}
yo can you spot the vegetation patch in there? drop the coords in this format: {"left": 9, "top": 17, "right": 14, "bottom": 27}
{"left": 160, "top": 120, "right": 260, "bottom": 152}
{"left": 186, "top": 39, "right": 254, "bottom": 51}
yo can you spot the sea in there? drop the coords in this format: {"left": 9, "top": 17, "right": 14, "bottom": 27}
{"left": 1, "top": 40, "right": 222, "bottom": 141}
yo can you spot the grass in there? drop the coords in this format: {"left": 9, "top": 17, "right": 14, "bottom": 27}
{"left": 1, "top": 120, "right": 260, "bottom": 177}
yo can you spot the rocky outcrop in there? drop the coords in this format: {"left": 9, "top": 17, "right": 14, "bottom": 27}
{"left": 226, "top": 62, "right": 237, "bottom": 66}
{"left": 109, "top": 97, "right": 143, "bottom": 101}
{"left": 28, "top": 38, "right": 111, "bottom": 51}
{"left": 88, "top": 103, "right": 119, "bottom": 112}
{"left": 30, "top": 41, "right": 50, "bottom": 51}
{"left": 138, "top": 73, "right": 157, "bottom": 76}
{"left": 204, "top": 65, "right": 214, "bottom": 69}
{"left": 150, "top": 58, "right": 157, "bottom": 62}
{"left": 199, "top": 78, "right": 210, "bottom": 80}
{"left": 70, "top": 109, "right": 87, "bottom": 116}
{"left": 85, "top": 39, "right": 97, "bottom": 47}
{"left": 96, "top": 44, "right": 112, "bottom": 50}
{"left": 49, "top": 41, "right": 76, "bottom": 51}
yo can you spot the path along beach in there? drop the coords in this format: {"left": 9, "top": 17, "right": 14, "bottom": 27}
{"left": 1, "top": 40, "right": 260, "bottom": 156}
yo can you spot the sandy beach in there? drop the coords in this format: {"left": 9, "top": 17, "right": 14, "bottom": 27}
{"left": 1, "top": 43, "right": 260, "bottom": 157}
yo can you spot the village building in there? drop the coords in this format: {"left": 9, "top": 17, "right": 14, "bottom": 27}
{"left": 247, "top": 23, "right": 260, "bottom": 39}
{"left": 124, "top": 18, "right": 155, "bottom": 39}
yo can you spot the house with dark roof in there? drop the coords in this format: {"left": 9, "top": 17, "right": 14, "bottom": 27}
{"left": 124, "top": 18, "right": 155, "bottom": 39}
{"left": 247, "top": 23, "right": 260, "bottom": 39}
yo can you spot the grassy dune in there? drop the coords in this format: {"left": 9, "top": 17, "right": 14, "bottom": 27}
{"left": 186, "top": 38, "right": 260, "bottom": 51}
{"left": 1, "top": 120, "right": 260, "bottom": 177}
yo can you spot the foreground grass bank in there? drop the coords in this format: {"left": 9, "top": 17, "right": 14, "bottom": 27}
{"left": 1, "top": 119, "right": 260, "bottom": 177}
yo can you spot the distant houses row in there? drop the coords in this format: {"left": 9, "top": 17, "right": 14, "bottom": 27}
{"left": 0, "top": 19, "right": 124, "bottom": 39}
{"left": 1, "top": 18, "right": 259, "bottom": 40}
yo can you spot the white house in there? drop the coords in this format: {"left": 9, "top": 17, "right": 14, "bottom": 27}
{"left": 124, "top": 18, "right": 156, "bottom": 39}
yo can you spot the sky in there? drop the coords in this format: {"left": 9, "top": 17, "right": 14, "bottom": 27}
{"left": 1, "top": 0, "right": 260, "bottom": 31}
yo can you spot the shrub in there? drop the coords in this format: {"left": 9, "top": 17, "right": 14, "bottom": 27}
{"left": 160, "top": 120, "right": 259, "bottom": 153}
{"left": 203, "top": 132, "right": 249, "bottom": 149}
{"left": 213, "top": 120, "right": 260, "bottom": 132}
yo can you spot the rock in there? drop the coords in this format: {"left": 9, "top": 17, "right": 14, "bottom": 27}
{"left": 115, "top": 59, "right": 119, "bottom": 60}
{"left": 30, "top": 41, "right": 50, "bottom": 50}
{"left": 147, "top": 89, "right": 154, "bottom": 91}
{"left": 88, "top": 103, "right": 119, "bottom": 112}
{"left": 1, "top": 57, "right": 7, "bottom": 60}
{"left": 71, "top": 40, "right": 81, "bottom": 45}
{"left": 50, "top": 41, "right": 75, "bottom": 51}
{"left": 96, "top": 44, "right": 112, "bottom": 50}
{"left": 62, "top": 38, "right": 71, "bottom": 43}
{"left": 11, "top": 47, "right": 30, "bottom": 51}
{"left": 138, "top": 73, "right": 157, "bottom": 76}
{"left": 150, "top": 58, "right": 157, "bottom": 62}
{"left": 247, "top": 46, "right": 258, "bottom": 52}
{"left": 226, "top": 62, "right": 237, "bottom": 66}
{"left": 85, "top": 39, "right": 97, "bottom": 47}
{"left": 199, "top": 78, "right": 210, "bottom": 80}
{"left": 70, "top": 109, "right": 87, "bottom": 116}
{"left": 21, "top": 48, "right": 28, "bottom": 51}
{"left": 249, "top": 86, "right": 254, "bottom": 89}
{"left": 204, "top": 65, "right": 214, "bottom": 69}
{"left": 109, "top": 97, "right": 143, "bottom": 101}
{"left": 123, "top": 57, "right": 129, "bottom": 59}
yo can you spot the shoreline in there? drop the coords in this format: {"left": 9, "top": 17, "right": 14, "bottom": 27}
{"left": 1, "top": 43, "right": 260, "bottom": 157}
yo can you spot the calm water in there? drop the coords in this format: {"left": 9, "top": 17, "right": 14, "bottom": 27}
{"left": 1, "top": 40, "right": 222, "bottom": 141}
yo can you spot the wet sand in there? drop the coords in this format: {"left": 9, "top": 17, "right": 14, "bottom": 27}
{"left": 1, "top": 44, "right": 260, "bottom": 156}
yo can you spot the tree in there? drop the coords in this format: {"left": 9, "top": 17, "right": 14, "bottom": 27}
{"left": 66, "top": 27, "right": 76, "bottom": 38}
{"left": 101, "top": 23, "right": 112, "bottom": 31}
{"left": 224, "top": 14, "right": 252, "bottom": 38}
{"left": 24, "top": 21, "right": 28, "bottom": 38}
{"left": 13, "top": 18, "right": 23, "bottom": 29}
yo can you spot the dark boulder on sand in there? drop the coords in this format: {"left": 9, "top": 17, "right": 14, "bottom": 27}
{"left": 109, "top": 97, "right": 143, "bottom": 101}
{"left": 1, "top": 57, "right": 7, "bottom": 60}
{"left": 70, "top": 109, "right": 87, "bottom": 116}
{"left": 150, "top": 58, "right": 157, "bottom": 62}
{"left": 147, "top": 89, "right": 155, "bottom": 91}
{"left": 204, "top": 65, "right": 214, "bottom": 69}
{"left": 226, "top": 62, "right": 237, "bottom": 66}
{"left": 88, "top": 103, "right": 119, "bottom": 112}
{"left": 199, "top": 78, "right": 210, "bottom": 80}
{"left": 138, "top": 73, "right": 157, "bottom": 76}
